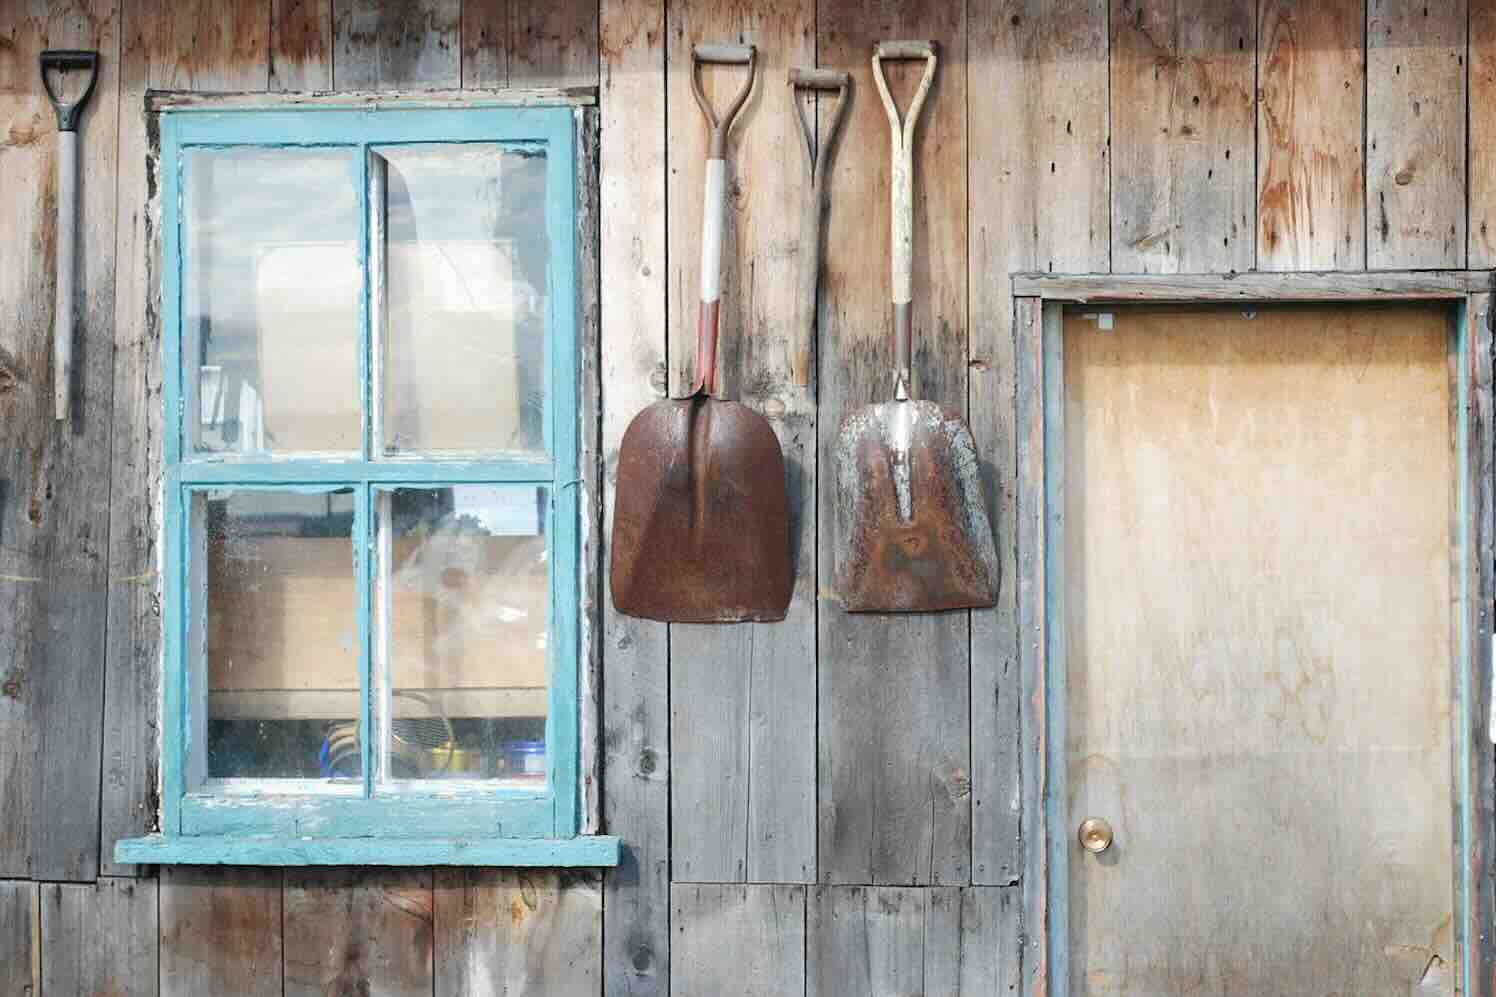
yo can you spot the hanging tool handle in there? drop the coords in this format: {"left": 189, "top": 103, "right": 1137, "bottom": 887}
{"left": 690, "top": 42, "right": 756, "bottom": 395}
{"left": 39, "top": 50, "right": 99, "bottom": 131}
{"left": 789, "top": 68, "right": 851, "bottom": 386}
{"left": 872, "top": 40, "right": 936, "bottom": 398}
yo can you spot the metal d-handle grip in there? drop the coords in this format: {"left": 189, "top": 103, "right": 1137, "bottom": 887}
{"left": 39, "top": 50, "right": 99, "bottom": 132}
{"left": 872, "top": 40, "right": 936, "bottom": 400}
{"left": 690, "top": 43, "right": 756, "bottom": 396}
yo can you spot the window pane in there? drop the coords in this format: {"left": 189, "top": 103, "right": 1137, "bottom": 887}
{"left": 184, "top": 148, "right": 361, "bottom": 456}
{"left": 374, "top": 486, "right": 548, "bottom": 783}
{"left": 199, "top": 489, "right": 361, "bottom": 782}
{"left": 374, "top": 144, "right": 549, "bottom": 455}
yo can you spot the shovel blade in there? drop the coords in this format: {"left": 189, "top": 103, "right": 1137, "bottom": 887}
{"left": 833, "top": 399, "right": 998, "bottom": 612}
{"left": 610, "top": 395, "right": 793, "bottom": 622}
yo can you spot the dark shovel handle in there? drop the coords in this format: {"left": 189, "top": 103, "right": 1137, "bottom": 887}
{"left": 790, "top": 67, "right": 851, "bottom": 387}
{"left": 39, "top": 50, "right": 99, "bottom": 131}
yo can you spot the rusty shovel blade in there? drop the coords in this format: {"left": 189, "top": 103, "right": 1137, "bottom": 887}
{"left": 833, "top": 399, "right": 998, "bottom": 612}
{"left": 610, "top": 393, "right": 793, "bottom": 623}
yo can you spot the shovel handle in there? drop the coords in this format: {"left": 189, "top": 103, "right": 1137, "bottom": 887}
{"left": 790, "top": 68, "right": 851, "bottom": 386}
{"left": 872, "top": 40, "right": 936, "bottom": 397}
{"left": 39, "top": 50, "right": 99, "bottom": 131}
{"left": 690, "top": 43, "right": 757, "bottom": 395}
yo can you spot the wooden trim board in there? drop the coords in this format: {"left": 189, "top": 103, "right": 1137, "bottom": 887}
{"left": 1013, "top": 270, "right": 1496, "bottom": 302}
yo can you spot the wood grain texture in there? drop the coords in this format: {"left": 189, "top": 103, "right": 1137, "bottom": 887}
{"left": 1471, "top": 5, "right": 1496, "bottom": 265}
{"left": 270, "top": 0, "right": 333, "bottom": 90}
{"left": 461, "top": 0, "right": 508, "bottom": 87}
{"left": 599, "top": 0, "right": 671, "bottom": 991}
{"left": 1013, "top": 269, "right": 1489, "bottom": 300}
{"left": 671, "top": 884, "right": 806, "bottom": 997}
{"left": 41, "top": 877, "right": 158, "bottom": 996}
{"left": 1366, "top": 0, "right": 1466, "bottom": 269}
{"left": 967, "top": 0, "right": 1108, "bottom": 889}
{"left": 510, "top": 0, "right": 599, "bottom": 88}
{"left": 284, "top": 868, "right": 434, "bottom": 997}
{"left": 1256, "top": 0, "right": 1365, "bottom": 270}
{"left": 333, "top": 0, "right": 460, "bottom": 90}
{"left": 434, "top": 870, "right": 601, "bottom": 996}
{"left": 0, "top": 881, "right": 39, "bottom": 996}
{"left": 101, "top": 0, "right": 271, "bottom": 879}
{"left": 1109, "top": 0, "right": 1255, "bottom": 272}
{"left": 160, "top": 867, "right": 283, "bottom": 997}
{"left": 816, "top": 0, "right": 971, "bottom": 888}
{"left": 577, "top": 104, "right": 604, "bottom": 835}
{"left": 667, "top": 0, "right": 816, "bottom": 886}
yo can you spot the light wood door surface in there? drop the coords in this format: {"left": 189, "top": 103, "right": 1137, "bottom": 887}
{"left": 1062, "top": 304, "right": 1457, "bottom": 995}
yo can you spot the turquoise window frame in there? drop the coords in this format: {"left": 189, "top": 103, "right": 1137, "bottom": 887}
{"left": 117, "top": 103, "right": 616, "bottom": 867}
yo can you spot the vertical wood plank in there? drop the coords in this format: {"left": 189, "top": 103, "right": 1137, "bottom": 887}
{"left": 599, "top": 0, "right": 670, "bottom": 991}
{"left": 284, "top": 868, "right": 434, "bottom": 997}
{"left": 460, "top": 0, "right": 508, "bottom": 87}
{"left": 1109, "top": 0, "right": 1255, "bottom": 273}
{"left": 101, "top": 0, "right": 272, "bottom": 878}
{"left": 577, "top": 104, "right": 604, "bottom": 835}
{"left": 510, "top": 0, "right": 599, "bottom": 88}
{"left": 160, "top": 867, "right": 283, "bottom": 997}
{"left": 270, "top": 0, "right": 333, "bottom": 90}
{"left": 1470, "top": 4, "right": 1496, "bottom": 265}
{"left": 807, "top": 886, "right": 927, "bottom": 995}
{"left": 0, "top": 882, "right": 39, "bottom": 996}
{"left": 666, "top": 0, "right": 816, "bottom": 886}
{"left": 966, "top": 0, "right": 1108, "bottom": 890}
{"left": 672, "top": 884, "right": 806, "bottom": 997}
{"left": 332, "top": 0, "right": 460, "bottom": 90}
{"left": 918, "top": 886, "right": 1020, "bottom": 996}
{"left": 1366, "top": 0, "right": 1467, "bottom": 269}
{"left": 1256, "top": 0, "right": 1366, "bottom": 270}
{"left": 816, "top": 0, "right": 971, "bottom": 889}
{"left": 40, "top": 877, "right": 158, "bottom": 996}
{"left": 434, "top": 869, "right": 601, "bottom": 996}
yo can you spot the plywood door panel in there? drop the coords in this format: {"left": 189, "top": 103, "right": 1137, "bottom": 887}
{"left": 1062, "top": 304, "right": 1456, "bottom": 995}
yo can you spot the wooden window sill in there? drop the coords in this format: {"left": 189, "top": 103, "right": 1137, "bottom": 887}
{"left": 113, "top": 834, "right": 620, "bottom": 867}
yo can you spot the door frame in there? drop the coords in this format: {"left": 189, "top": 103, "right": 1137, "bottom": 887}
{"left": 1012, "top": 272, "right": 1496, "bottom": 997}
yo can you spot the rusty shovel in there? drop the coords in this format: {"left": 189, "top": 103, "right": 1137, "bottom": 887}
{"left": 831, "top": 41, "right": 998, "bottom": 612}
{"left": 609, "top": 43, "right": 794, "bottom": 623}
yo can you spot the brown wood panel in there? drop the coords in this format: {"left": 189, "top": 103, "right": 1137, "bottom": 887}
{"left": 271, "top": 0, "right": 333, "bottom": 90}
{"left": 511, "top": 0, "right": 599, "bottom": 88}
{"left": 599, "top": 0, "right": 671, "bottom": 990}
{"left": 434, "top": 870, "right": 601, "bottom": 996}
{"left": 101, "top": 0, "right": 272, "bottom": 879}
{"left": 1109, "top": 0, "right": 1255, "bottom": 273}
{"left": 816, "top": 0, "right": 971, "bottom": 887}
{"left": 0, "top": 882, "right": 39, "bottom": 995}
{"left": 332, "top": 0, "right": 460, "bottom": 90}
{"left": 666, "top": 0, "right": 816, "bottom": 886}
{"left": 1367, "top": 0, "right": 1467, "bottom": 269}
{"left": 967, "top": 0, "right": 1108, "bottom": 889}
{"left": 284, "top": 868, "right": 434, "bottom": 997}
{"left": 461, "top": 0, "right": 508, "bottom": 87}
{"left": 672, "top": 884, "right": 806, "bottom": 996}
{"left": 41, "top": 877, "right": 158, "bottom": 996}
{"left": 1471, "top": 4, "right": 1496, "bottom": 266}
{"left": 1256, "top": 0, "right": 1365, "bottom": 270}
{"left": 160, "top": 867, "right": 283, "bottom": 997}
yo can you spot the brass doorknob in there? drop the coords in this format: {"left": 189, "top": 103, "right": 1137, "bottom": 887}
{"left": 1078, "top": 817, "right": 1113, "bottom": 853}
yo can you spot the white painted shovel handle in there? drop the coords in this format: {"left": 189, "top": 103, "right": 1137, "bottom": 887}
{"left": 701, "top": 158, "right": 725, "bottom": 305}
{"left": 54, "top": 129, "right": 77, "bottom": 421}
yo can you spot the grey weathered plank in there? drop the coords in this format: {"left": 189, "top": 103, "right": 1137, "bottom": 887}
{"left": 510, "top": 0, "right": 599, "bottom": 88}
{"left": 915, "top": 886, "right": 1021, "bottom": 995}
{"left": 160, "top": 867, "right": 284, "bottom": 997}
{"left": 599, "top": 0, "right": 671, "bottom": 991}
{"left": 1012, "top": 269, "right": 1489, "bottom": 301}
{"left": 667, "top": 0, "right": 816, "bottom": 886}
{"left": 1109, "top": 0, "right": 1255, "bottom": 273}
{"left": 284, "top": 868, "right": 434, "bottom": 997}
{"left": 434, "top": 870, "right": 602, "bottom": 996}
{"left": 967, "top": 0, "right": 1108, "bottom": 889}
{"left": 0, "top": 881, "right": 38, "bottom": 996}
{"left": 1472, "top": 4, "right": 1496, "bottom": 266}
{"left": 1366, "top": 0, "right": 1466, "bottom": 269}
{"left": 270, "top": 0, "right": 333, "bottom": 90}
{"left": 576, "top": 104, "right": 604, "bottom": 835}
{"left": 1256, "top": 0, "right": 1365, "bottom": 270}
{"left": 672, "top": 884, "right": 806, "bottom": 997}
{"left": 461, "top": 0, "right": 508, "bottom": 87}
{"left": 816, "top": 0, "right": 972, "bottom": 888}
{"left": 332, "top": 0, "right": 461, "bottom": 90}
{"left": 41, "top": 877, "right": 158, "bottom": 997}
{"left": 807, "top": 886, "right": 926, "bottom": 995}
{"left": 101, "top": 0, "right": 273, "bottom": 878}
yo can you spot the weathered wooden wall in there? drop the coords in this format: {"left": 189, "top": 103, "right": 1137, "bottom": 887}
{"left": 0, "top": 0, "right": 1491, "bottom": 992}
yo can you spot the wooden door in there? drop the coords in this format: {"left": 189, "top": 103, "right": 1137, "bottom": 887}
{"left": 1060, "top": 304, "right": 1458, "bottom": 994}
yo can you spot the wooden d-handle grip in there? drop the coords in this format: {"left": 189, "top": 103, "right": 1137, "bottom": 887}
{"left": 694, "top": 43, "right": 754, "bottom": 64}
{"left": 874, "top": 39, "right": 937, "bottom": 60}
